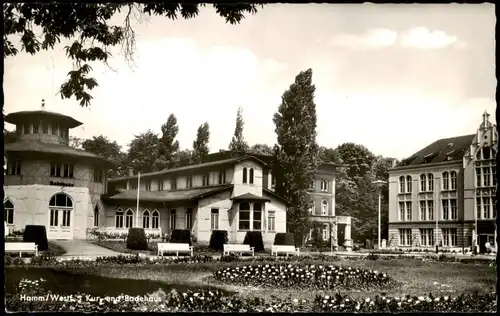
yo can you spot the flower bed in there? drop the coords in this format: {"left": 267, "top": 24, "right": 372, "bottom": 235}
{"left": 212, "top": 263, "right": 393, "bottom": 290}
{"left": 6, "top": 277, "right": 496, "bottom": 312}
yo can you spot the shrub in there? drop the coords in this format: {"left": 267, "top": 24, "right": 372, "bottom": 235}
{"left": 209, "top": 230, "right": 228, "bottom": 251}
{"left": 23, "top": 225, "right": 49, "bottom": 251}
{"left": 366, "top": 253, "right": 380, "bottom": 261}
{"left": 243, "top": 231, "right": 264, "bottom": 252}
{"left": 274, "top": 233, "right": 295, "bottom": 246}
{"left": 170, "top": 229, "right": 192, "bottom": 245}
{"left": 311, "top": 224, "right": 325, "bottom": 251}
{"left": 126, "top": 228, "right": 148, "bottom": 250}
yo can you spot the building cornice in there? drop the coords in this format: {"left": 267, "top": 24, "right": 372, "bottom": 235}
{"left": 389, "top": 160, "right": 463, "bottom": 173}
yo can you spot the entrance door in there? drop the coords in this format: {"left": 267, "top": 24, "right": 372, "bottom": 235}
{"left": 478, "top": 235, "right": 488, "bottom": 253}
{"left": 338, "top": 223, "right": 346, "bottom": 247}
{"left": 47, "top": 193, "right": 74, "bottom": 239}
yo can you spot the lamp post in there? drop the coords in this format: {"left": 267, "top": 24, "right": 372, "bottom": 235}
{"left": 373, "top": 180, "right": 388, "bottom": 249}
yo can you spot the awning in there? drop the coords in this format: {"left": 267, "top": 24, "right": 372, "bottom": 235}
{"left": 230, "top": 193, "right": 271, "bottom": 202}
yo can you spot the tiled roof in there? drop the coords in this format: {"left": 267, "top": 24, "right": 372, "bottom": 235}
{"left": 231, "top": 193, "right": 271, "bottom": 202}
{"left": 103, "top": 184, "right": 233, "bottom": 202}
{"left": 4, "top": 140, "right": 115, "bottom": 166}
{"left": 109, "top": 155, "right": 268, "bottom": 182}
{"left": 396, "top": 134, "right": 475, "bottom": 168}
{"left": 5, "top": 110, "right": 83, "bottom": 128}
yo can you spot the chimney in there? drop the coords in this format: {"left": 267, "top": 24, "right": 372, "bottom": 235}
{"left": 127, "top": 167, "right": 134, "bottom": 177}
{"left": 391, "top": 159, "right": 397, "bottom": 168}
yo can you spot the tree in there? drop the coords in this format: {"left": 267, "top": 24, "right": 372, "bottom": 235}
{"left": 272, "top": 69, "right": 319, "bottom": 246}
{"left": 157, "top": 114, "right": 180, "bottom": 169}
{"left": 4, "top": 3, "right": 263, "bottom": 107}
{"left": 249, "top": 143, "right": 273, "bottom": 156}
{"left": 3, "top": 129, "right": 17, "bottom": 144}
{"left": 81, "top": 135, "right": 127, "bottom": 178}
{"left": 228, "top": 107, "right": 249, "bottom": 154}
{"left": 335, "top": 143, "right": 376, "bottom": 182}
{"left": 69, "top": 136, "right": 83, "bottom": 149}
{"left": 192, "top": 122, "right": 210, "bottom": 164}
{"left": 126, "top": 130, "right": 160, "bottom": 173}
{"left": 175, "top": 149, "right": 195, "bottom": 167}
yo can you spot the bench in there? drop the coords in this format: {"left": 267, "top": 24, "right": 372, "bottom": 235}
{"left": 272, "top": 245, "right": 300, "bottom": 257}
{"left": 5, "top": 242, "right": 38, "bottom": 257}
{"left": 223, "top": 244, "right": 254, "bottom": 257}
{"left": 157, "top": 243, "right": 193, "bottom": 257}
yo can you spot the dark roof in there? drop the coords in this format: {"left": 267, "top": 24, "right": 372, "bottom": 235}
{"left": 109, "top": 155, "right": 268, "bottom": 182}
{"left": 230, "top": 193, "right": 271, "bottom": 202}
{"left": 103, "top": 184, "right": 233, "bottom": 202}
{"left": 396, "top": 134, "right": 475, "bottom": 168}
{"left": 4, "top": 140, "right": 115, "bottom": 166}
{"left": 5, "top": 110, "right": 83, "bottom": 128}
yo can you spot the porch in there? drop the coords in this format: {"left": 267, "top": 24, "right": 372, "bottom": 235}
{"left": 307, "top": 215, "right": 352, "bottom": 251}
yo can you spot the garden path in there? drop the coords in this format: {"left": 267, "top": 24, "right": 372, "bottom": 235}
{"left": 53, "top": 240, "right": 124, "bottom": 257}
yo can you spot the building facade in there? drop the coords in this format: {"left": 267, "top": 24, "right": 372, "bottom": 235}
{"left": 4, "top": 108, "right": 352, "bottom": 249}
{"left": 387, "top": 112, "right": 497, "bottom": 253}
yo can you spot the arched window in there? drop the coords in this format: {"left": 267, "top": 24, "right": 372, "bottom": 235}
{"left": 428, "top": 174, "right": 434, "bottom": 191}
{"left": 125, "top": 209, "right": 134, "bottom": 228}
{"left": 242, "top": 167, "right": 248, "bottom": 184}
{"left": 442, "top": 172, "right": 449, "bottom": 190}
{"left": 152, "top": 210, "right": 160, "bottom": 229}
{"left": 483, "top": 147, "right": 491, "bottom": 160}
{"left": 322, "top": 223, "right": 329, "bottom": 241}
{"left": 94, "top": 205, "right": 99, "bottom": 227}
{"left": 143, "top": 209, "right": 150, "bottom": 229}
{"left": 399, "top": 176, "right": 405, "bottom": 193}
{"left": 4, "top": 199, "right": 14, "bottom": 225}
{"left": 169, "top": 209, "right": 176, "bottom": 230}
{"left": 253, "top": 202, "right": 262, "bottom": 230}
{"left": 406, "top": 176, "right": 412, "bottom": 193}
{"left": 249, "top": 168, "right": 254, "bottom": 184}
{"left": 450, "top": 171, "right": 457, "bottom": 190}
{"left": 420, "top": 174, "right": 426, "bottom": 192}
{"left": 115, "top": 208, "right": 124, "bottom": 228}
{"left": 49, "top": 193, "right": 73, "bottom": 228}
{"left": 238, "top": 202, "right": 250, "bottom": 230}
{"left": 321, "top": 200, "right": 328, "bottom": 216}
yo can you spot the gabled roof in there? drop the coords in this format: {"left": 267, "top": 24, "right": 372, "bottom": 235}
{"left": 5, "top": 110, "right": 83, "bottom": 128}
{"left": 109, "top": 155, "right": 268, "bottom": 182}
{"left": 231, "top": 193, "right": 271, "bottom": 202}
{"left": 395, "top": 134, "right": 475, "bottom": 168}
{"left": 4, "top": 140, "right": 116, "bottom": 166}
{"left": 102, "top": 184, "right": 233, "bottom": 203}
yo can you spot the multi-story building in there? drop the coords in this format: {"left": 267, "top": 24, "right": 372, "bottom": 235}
{"left": 387, "top": 112, "right": 497, "bottom": 253}
{"left": 4, "top": 107, "right": 353, "bottom": 249}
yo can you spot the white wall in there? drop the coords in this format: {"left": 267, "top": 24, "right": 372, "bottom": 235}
{"left": 233, "top": 160, "right": 264, "bottom": 197}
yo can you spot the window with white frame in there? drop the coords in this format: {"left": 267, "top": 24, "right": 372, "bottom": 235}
{"left": 476, "top": 197, "right": 482, "bottom": 219}
{"left": 93, "top": 169, "right": 104, "bottom": 183}
{"left": 442, "top": 172, "right": 449, "bottom": 190}
{"left": 428, "top": 173, "right": 434, "bottom": 191}
{"left": 399, "top": 229, "right": 412, "bottom": 246}
{"left": 242, "top": 168, "right": 248, "bottom": 184}
{"left": 406, "top": 201, "right": 412, "bottom": 221}
{"left": 186, "top": 209, "right": 193, "bottom": 230}
{"left": 169, "top": 209, "right": 176, "bottom": 230}
{"left": 94, "top": 205, "right": 99, "bottom": 227}
{"left": 450, "top": 199, "right": 457, "bottom": 220}
{"left": 493, "top": 197, "right": 497, "bottom": 219}
{"left": 186, "top": 176, "right": 193, "bottom": 189}
{"left": 202, "top": 174, "right": 210, "bottom": 186}
{"left": 210, "top": 209, "right": 219, "bottom": 230}
{"left": 442, "top": 228, "right": 457, "bottom": 247}
{"left": 267, "top": 211, "right": 276, "bottom": 231}
{"left": 239, "top": 202, "right": 251, "bottom": 230}
{"left": 50, "top": 163, "right": 74, "bottom": 178}
{"left": 143, "top": 210, "right": 150, "bottom": 228}
{"left": 493, "top": 167, "right": 497, "bottom": 187}
{"left": 420, "top": 228, "right": 434, "bottom": 246}
{"left": 483, "top": 197, "right": 490, "bottom": 219}
{"left": 158, "top": 180, "right": 164, "bottom": 191}
{"left": 6, "top": 160, "right": 21, "bottom": 175}
{"left": 253, "top": 203, "right": 262, "bottom": 230}
{"left": 476, "top": 168, "right": 482, "bottom": 187}
{"left": 125, "top": 209, "right": 134, "bottom": 228}
{"left": 399, "top": 202, "right": 405, "bottom": 221}
{"left": 450, "top": 171, "right": 457, "bottom": 190}
{"left": 406, "top": 176, "right": 412, "bottom": 193}
{"left": 322, "top": 224, "right": 329, "bottom": 241}
{"left": 145, "top": 180, "right": 151, "bottom": 191}
{"left": 420, "top": 201, "right": 426, "bottom": 221}
{"left": 171, "top": 178, "right": 177, "bottom": 190}
{"left": 420, "top": 174, "right": 427, "bottom": 192}
{"left": 321, "top": 200, "right": 328, "bottom": 215}
{"left": 152, "top": 210, "right": 159, "bottom": 229}
{"left": 115, "top": 208, "right": 124, "bottom": 228}
{"left": 483, "top": 167, "right": 491, "bottom": 187}
{"left": 320, "top": 180, "right": 328, "bottom": 192}
{"left": 427, "top": 200, "right": 434, "bottom": 220}
{"left": 4, "top": 199, "right": 15, "bottom": 225}
{"left": 442, "top": 200, "right": 449, "bottom": 220}
{"left": 218, "top": 171, "right": 226, "bottom": 184}
{"left": 249, "top": 168, "right": 254, "bottom": 184}
{"left": 399, "top": 176, "right": 405, "bottom": 193}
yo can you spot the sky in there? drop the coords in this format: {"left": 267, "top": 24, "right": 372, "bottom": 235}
{"left": 4, "top": 4, "right": 496, "bottom": 160}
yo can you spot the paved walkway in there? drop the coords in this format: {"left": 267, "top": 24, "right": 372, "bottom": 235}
{"left": 53, "top": 240, "right": 123, "bottom": 257}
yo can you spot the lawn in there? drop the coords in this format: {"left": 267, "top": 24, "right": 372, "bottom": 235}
{"left": 57, "top": 257, "right": 496, "bottom": 301}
